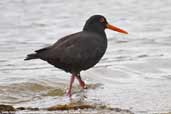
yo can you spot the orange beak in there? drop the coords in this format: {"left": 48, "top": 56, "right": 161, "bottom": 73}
{"left": 106, "top": 24, "right": 128, "bottom": 34}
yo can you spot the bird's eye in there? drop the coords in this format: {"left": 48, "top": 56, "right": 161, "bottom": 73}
{"left": 99, "top": 18, "right": 105, "bottom": 23}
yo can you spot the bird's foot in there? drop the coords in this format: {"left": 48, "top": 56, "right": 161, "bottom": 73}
{"left": 80, "top": 81, "right": 87, "bottom": 89}
{"left": 66, "top": 89, "right": 72, "bottom": 97}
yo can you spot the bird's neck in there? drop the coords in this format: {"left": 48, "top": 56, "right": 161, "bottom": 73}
{"left": 83, "top": 25, "right": 106, "bottom": 37}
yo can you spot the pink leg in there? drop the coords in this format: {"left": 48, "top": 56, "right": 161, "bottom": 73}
{"left": 76, "top": 75, "right": 87, "bottom": 89}
{"left": 66, "top": 75, "right": 75, "bottom": 97}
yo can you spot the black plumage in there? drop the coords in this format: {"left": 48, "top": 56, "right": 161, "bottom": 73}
{"left": 25, "top": 15, "right": 128, "bottom": 97}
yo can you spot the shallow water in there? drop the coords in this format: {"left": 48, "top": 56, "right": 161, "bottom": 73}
{"left": 0, "top": 0, "right": 171, "bottom": 113}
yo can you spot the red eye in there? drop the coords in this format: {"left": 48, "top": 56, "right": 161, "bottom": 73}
{"left": 99, "top": 18, "right": 105, "bottom": 23}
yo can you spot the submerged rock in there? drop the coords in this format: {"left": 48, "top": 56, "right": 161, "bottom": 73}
{"left": 0, "top": 104, "right": 15, "bottom": 111}
{"left": 16, "top": 107, "right": 39, "bottom": 111}
{"left": 16, "top": 107, "right": 25, "bottom": 110}
{"left": 47, "top": 103, "right": 134, "bottom": 114}
{"left": 0, "top": 103, "right": 134, "bottom": 114}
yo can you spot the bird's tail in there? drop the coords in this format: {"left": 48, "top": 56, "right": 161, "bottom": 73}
{"left": 24, "top": 53, "right": 39, "bottom": 60}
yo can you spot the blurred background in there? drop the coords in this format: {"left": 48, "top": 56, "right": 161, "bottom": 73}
{"left": 0, "top": 0, "right": 171, "bottom": 113}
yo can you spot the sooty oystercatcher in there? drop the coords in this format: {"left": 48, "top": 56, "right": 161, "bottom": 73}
{"left": 25, "top": 15, "right": 128, "bottom": 97}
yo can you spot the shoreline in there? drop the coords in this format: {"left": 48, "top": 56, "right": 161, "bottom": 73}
{"left": 0, "top": 104, "right": 134, "bottom": 114}
{"left": 1, "top": 104, "right": 171, "bottom": 114}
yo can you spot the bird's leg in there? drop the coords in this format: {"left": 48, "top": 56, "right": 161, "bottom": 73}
{"left": 66, "top": 74, "right": 75, "bottom": 97}
{"left": 76, "top": 74, "right": 87, "bottom": 89}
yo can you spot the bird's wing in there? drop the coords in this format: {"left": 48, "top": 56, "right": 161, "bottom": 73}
{"left": 46, "top": 32, "right": 104, "bottom": 65}
{"left": 34, "top": 33, "right": 78, "bottom": 59}
{"left": 35, "top": 32, "right": 78, "bottom": 53}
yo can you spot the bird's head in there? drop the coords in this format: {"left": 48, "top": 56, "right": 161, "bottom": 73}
{"left": 83, "top": 15, "right": 128, "bottom": 34}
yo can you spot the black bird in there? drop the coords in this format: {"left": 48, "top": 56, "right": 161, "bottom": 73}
{"left": 25, "top": 15, "right": 128, "bottom": 97}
